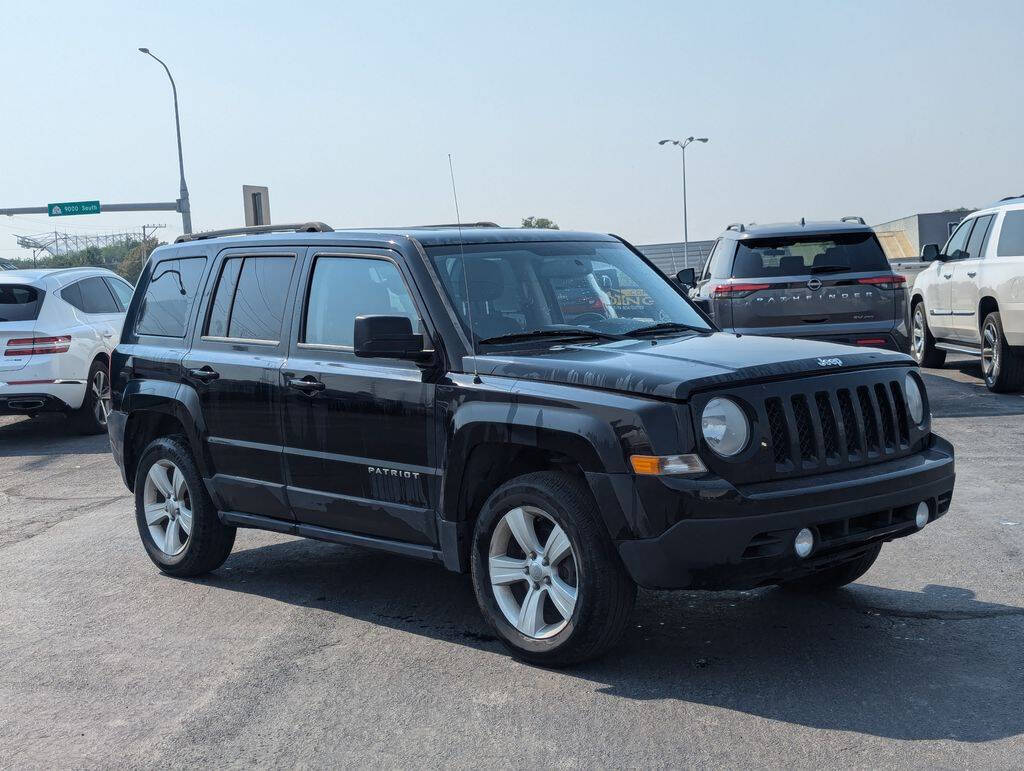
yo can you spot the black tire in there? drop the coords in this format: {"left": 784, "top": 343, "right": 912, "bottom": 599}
{"left": 69, "top": 358, "right": 110, "bottom": 435}
{"left": 778, "top": 543, "right": 882, "bottom": 592}
{"left": 911, "top": 300, "right": 946, "bottom": 368}
{"left": 470, "top": 471, "right": 636, "bottom": 666}
{"left": 981, "top": 311, "right": 1024, "bottom": 393}
{"left": 134, "top": 435, "right": 235, "bottom": 576}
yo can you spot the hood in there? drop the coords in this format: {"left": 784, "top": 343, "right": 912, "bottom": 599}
{"left": 468, "top": 332, "right": 912, "bottom": 400}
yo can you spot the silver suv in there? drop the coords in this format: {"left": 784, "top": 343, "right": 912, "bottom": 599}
{"left": 682, "top": 219, "right": 908, "bottom": 352}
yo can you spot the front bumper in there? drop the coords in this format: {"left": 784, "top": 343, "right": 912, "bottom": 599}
{"left": 614, "top": 434, "right": 954, "bottom": 589}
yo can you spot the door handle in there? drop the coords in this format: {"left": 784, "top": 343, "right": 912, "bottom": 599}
{"left": 187, "top": 367, "right": 220, "bottom": 383}
{"left": 967, "top": 271, "right": 977, "bottom": 278}
{"left": 102, "top": 331, "right": 114, "bottom": 339}
{"left": 943, "top": 273, "right": 952, "bottom": 279}
{"left": 287, "top": 376, "right": 326, "bottom": 393}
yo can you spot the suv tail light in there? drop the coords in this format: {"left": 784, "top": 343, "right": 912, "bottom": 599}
{"left": 4, "top": 335, "right": 72, "bottom": 356}
{"left": 857, "top": 274, "right": 906, "bottom": 290}
{"left": 713, "top": 283, "right": 771, "bottom": 298}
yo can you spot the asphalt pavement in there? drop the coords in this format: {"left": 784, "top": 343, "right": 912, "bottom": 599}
{"left": 1, "top": 355, "right": 1022, "bottom": 768}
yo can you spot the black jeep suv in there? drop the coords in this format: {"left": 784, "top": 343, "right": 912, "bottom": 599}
{"left": 107, "top": 222, "right": 955, "bottom": 665}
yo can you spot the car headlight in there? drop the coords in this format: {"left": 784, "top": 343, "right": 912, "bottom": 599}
{"left": 701, "top": 397, "right": 750, "bottom": 457}
{"left": 904, "top": 373, "right": 925, "bottom": 425}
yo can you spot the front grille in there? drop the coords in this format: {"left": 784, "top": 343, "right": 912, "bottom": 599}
{"left": 766, "top": 375, "right": 914, "bottom": 471}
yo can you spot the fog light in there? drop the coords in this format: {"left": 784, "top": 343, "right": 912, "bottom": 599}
{"left": 915, "top": 502, "right": 929, "bottom": 529}
{"left": 794, "top": 528, "right": 814, "bottom": 558}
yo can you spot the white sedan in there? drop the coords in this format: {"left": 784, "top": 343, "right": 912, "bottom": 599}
{"left": 1, "top": 267, "right": 134, "bottom": 433}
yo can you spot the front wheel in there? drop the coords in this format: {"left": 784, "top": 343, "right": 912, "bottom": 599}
{"left": 911, "top": 302, "right": 946, "bottom": 368}
{"left": 134, "top": 435, "right": 235, "bottom": 576}
{"left": 470, "top": 471, "right": 636, "bottom": 666}
{"left": 981, "top": 311, "right": 1024, "bottom": 392}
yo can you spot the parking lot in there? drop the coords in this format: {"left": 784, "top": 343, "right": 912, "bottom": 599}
{"left": 1, "top": 356, "right": 1021, "bottom": 768}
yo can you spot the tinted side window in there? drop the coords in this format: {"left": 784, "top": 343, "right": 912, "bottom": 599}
{"left": 136, "top": 257, "right": 207, "bottom": 338}
{"left": 942, "top": 219, "right": 973, "bottom": 259}
{"left": 997, "top": 211, "right": 1024, "bottom": 257}
{"left": 205, "top": 258, "right": 244, "bottom": 338}
{"left": 204, "top": 256, "right": 293, "bottom": 342}
{"left": 78, "top": 277, "right": 120, "bottom": 313}
{"left": 303, "top": 257, "right": 419, "bottom": 348}
{"left": 105, "top": 277, "right": 135, "bottom": 310}
{"left": 61, "top": 282, "right": 85, "bottom": 311}
{"left": 962, "top": 215, "right": 994, "bottom": 260}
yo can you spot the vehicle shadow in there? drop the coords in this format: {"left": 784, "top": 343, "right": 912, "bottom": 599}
{"left": 200, "top": 537, "right": 1024, "bottom": 743}
{"left": 0, "top": 414, "right": 107, "bottom": 458}
{"left": 922, "top": 367, "right": 1024, "bottom": 418}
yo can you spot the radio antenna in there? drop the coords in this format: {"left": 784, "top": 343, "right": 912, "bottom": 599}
{"left": 448, "top": 153, "right": 481, "bottom": 383}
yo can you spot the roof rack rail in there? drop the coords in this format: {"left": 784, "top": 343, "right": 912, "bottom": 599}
{"left": 840, "top": 215, "right": 866, "bottom": 225}
{"left": 174, "top": 222, "right": 334, "bottom": 243}
{"left": 999, "top": 194, "right": 1024, "bottom": 202}
{"left": 726, "top": 222, "right": 745, "bottom": 232}
{"left": 400, "top": 222, "right": 500, "bottom": 229}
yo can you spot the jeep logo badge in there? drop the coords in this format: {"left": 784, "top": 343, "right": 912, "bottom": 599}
{"left": 807, "top": 278, "right": 823, "bottom": 291}
{"left": 817, "top": 357, "right": 843, "bottom": 367}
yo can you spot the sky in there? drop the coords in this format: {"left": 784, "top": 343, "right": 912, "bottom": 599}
{"left": 2, "top": 0, "right": 1023, "bottom": 259}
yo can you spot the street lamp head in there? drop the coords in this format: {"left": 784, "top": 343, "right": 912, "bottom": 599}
{"left": 138, "top": 47, "right": 150, "bottom": 54}
{"left": 696, "top": 137, "right": 709, "bottom": 143}
{"left": 658, "top": 139, "right": 674, "bottom": 146}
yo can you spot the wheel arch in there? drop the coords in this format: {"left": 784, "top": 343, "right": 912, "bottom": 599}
{"left": 978, "top": 295, "right": 1000, "bottom": 332}
{"left": 121, "top": 381, "right": 209, "bottom": 491}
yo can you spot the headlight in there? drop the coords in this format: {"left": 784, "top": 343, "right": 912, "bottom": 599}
{"left": 701, "top": 397, "right": 750, "bottom": 457}
{"left": 904, "top": 373, "right": 925, "bottom": 425}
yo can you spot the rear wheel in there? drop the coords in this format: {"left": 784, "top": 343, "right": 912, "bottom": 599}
{"left": 69, "top": 359, "right": 111, "bottom": 434}
{"left": 778, "top": 543, "right": 882, "bottom": 592}
{"left": 981, "top": 311, "right": 1024, "bottom": 392}
{"left": 134, "top": 435, "right": 235, "bottom": 576}
{"left": 470, "top": 471, "right": 636, "bottom": 666}
{"left": 911, "top": 301, "right": 946, "bottom": 368}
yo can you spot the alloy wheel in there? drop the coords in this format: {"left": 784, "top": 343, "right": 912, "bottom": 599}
{"left": 982, "top": 321, "right": 999, "bottom": 378}
{"left": 912, "top": 307, "right": 926, "bottom": 358}
{"left": 92, "top": 368, "right": 111, "bottom": 426}
{"left": 143, "top": 459, "right": 193, "bottom": 556}
{"left": 488, "top": 505, "right": 578, "bottom": 639}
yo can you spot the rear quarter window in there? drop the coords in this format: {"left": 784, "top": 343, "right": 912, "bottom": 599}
{"left": 997, "top": 210, "right": 1024, "bottom": 257}
{"left": 135, "top": 257, "right": 207, "bottom": 338}
{"left": 0, "top": 285, "right": 42, "bottom": 322}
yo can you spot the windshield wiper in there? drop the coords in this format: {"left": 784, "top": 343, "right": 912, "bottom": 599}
{"left": 477, "top": 328, "right": 625, "bottom": 346}
{"left": 623, "top": 321, "right": 708, "bottom": 338}
{"left": 809, "top": 264, "right": 851, "bottom": 274}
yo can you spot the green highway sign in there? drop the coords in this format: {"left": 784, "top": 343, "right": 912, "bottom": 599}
{"left": 48, "top": 200, "right": 101, "bottom": 217}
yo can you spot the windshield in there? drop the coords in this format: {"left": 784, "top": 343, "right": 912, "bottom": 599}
{"left": 426, "top": 241, "right": 711, "bottom": 346}
{"left": 732, "top": 233, "right": 889, "bottom": 278}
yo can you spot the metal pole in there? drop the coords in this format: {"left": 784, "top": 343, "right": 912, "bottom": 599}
{"left": 681, "top": 142, "right": 689, "bottom": 269}
{"left": 140, "top": 49, "right": 192, "bottom": 234}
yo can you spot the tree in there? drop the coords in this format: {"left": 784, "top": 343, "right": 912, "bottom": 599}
{"left": 521, "top": 216, "right": 560, "bottom": 230}
{"left": 6, "top": 237, "right": 163, "bottom": 284}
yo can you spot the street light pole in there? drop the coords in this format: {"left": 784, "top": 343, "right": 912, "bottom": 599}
{"left": 658, "top": 137, "right": 708, "bottom": 272}
{"left": 139, "top": 48, "right": 192, "bottom": 234}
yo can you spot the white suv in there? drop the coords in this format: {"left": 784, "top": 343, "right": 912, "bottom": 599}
{"left": 910, "top": 196, "right": 1024, "bottom": 392}
{"left": 0, "top": 267, "right": 135, "bottom": 432}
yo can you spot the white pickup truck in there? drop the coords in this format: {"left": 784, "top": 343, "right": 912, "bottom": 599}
{"left": 910, "top": 196, "right": 1024, "bottom": 391}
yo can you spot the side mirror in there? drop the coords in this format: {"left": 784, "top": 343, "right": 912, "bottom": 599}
{"left": 921, "top": 243, "right": 940, "bottom": 262}
{"left": 676, "top": 267, "right": 696, "bottom": 287}
{"left": 353, "top": 315, "right": 428, "bottom": 361}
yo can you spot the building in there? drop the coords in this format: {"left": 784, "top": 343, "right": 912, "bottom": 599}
{"left": 872, "top": 209, "right": 974, "bottom": 260}
{"left": 635, "top": 240, "right": 714, "bottom": 276}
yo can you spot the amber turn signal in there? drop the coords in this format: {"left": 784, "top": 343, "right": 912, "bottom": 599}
{"left": 629, "top": 454, "right": 707, "bottom": 476}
